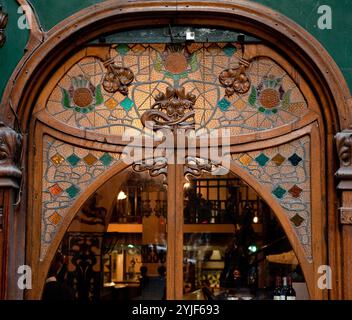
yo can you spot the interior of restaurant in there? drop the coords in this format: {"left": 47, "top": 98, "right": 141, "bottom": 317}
{"left": 47, "top": 168, "right": 308, "bottom": 301}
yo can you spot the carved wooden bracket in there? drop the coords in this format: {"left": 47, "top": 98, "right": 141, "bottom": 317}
{"left": 335, "top": 128, "right": 352, "bottom": 224}
{"left": 335, "top": 129, "right": 352, "bottom": 190}
{"left": 102, "top": 58, "right": 134, "bottom": 95}
{"left": 0, "top": 6, "right": 8, "bottom": 48}
{"left": 132, "top": 157, "right": 168, "bottom": 184}
{"left": 141, "top": 86, "right": 196, "bottom": 130}
{"left": 0, "top": 123, "right": 22, "bottom": 189}
{"left": 219, "top": 58, "right": 251, "bottom": 97}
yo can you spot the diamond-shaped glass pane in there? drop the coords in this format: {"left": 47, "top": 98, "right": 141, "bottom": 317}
{"left": 288, "top": 185, "right": 303, "bottom": 198}
{"left": 49, "top": 212, "right": 62, "bottom": 225}
{"left": 222, "top": 44, "right": 237, "bottom": 57}
{"left": 239, "top": 154, "right": 252, "bottom": 166}
{"left": 271, "top": 153, "right": 286, "bottom": 166}
{"left": 116, "top": 44, "right": 130, "bottom": 55}
{"left": 290, "top": 214, "right": 304, "bottom": 227}
{"left": 272, "top": 186, "right": 286, "bottom": 199}
{"left": 51, "top": 153, "right": 64, "bottom": 166}
{"left": 255, "top": 153, "right": 269, "bottom": 167}
{"left": 105, "top": 98, "right": 118, "bottom": 110}
{"left": 66, "top": 185, "right": 80, "bottom": 199}
{"left": 288, "top": 153, "right": 302, "bottom": 166}
{"left": 83, "top": 153, "right": 98, "bottom": 166}
{"left": 66, "top": 153, "right": 81, "bottom": 167}
{"left": 120, "top": 97, "right": 134, "bottom": 111}
{"left": 48, "top": 184, "right": 63, "bottom": 196}
{"left": 217, "top": 97, "right": 231, "bottom": 111}
{"left": 100, "top": 153, "right": 114, "bottom": 166}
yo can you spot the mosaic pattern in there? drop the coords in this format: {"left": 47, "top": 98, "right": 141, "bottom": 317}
{"left": 41, "top": 135, "right": 120, "bottom": 260}
{"left": 232, "top": 136, "right": 312, "bottom": 260}
{"left": 46, "top": 44, "right": 308, "bottom": 136}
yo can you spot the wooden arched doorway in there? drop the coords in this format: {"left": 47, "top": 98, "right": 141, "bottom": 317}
{"left": 0, "top": 1, "right": 350, "bottom": 300}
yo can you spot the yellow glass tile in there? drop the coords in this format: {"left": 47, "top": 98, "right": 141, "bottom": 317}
{"left": 49, "top": 212, "right": 62, "bottom": 225}
{"left": 51, "top": 153, "right": 65, "bottom": 166}
{"left": 83, "top": 153, "right": 98, "bottom": 166}
{"left": 239, "top": 154, "right": 253, "bottom": 166}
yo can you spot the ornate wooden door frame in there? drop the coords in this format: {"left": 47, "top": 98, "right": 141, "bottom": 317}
{"left": 0, "top": 0, "right": 351, "bottom": 300}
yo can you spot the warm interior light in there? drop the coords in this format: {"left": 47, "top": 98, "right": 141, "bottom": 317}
{"left": 253, "top": 216, "right": 259, "bottom": 223}
{"left": 184, "top": 182, "right": 191, "bottom": 189}
{"left": 117, "top": 190, "right": 127, "bottom": 200}
{"left": 209, "top": 249, "right": 222, "bottom": 260}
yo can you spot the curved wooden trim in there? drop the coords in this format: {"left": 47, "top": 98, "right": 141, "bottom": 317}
{"left": 1, "top": 0, "right": 350, "bottom": 130}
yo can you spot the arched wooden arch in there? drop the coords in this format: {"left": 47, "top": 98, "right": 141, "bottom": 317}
{"left": 1, "top": 0, "right": 351, "bottom": 300}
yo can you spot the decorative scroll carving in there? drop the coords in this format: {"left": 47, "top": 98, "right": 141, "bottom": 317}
{"left": 335, "top": 129, "right": 352, "bottom": 189}
{"left": 219, "top": 58, "right": 251, "bottom": 96}
{"left": 340, "top": 208, "right": 352, "bottom": 225}
{"left": 184, "top": 157, "right": 222, "bottom": 178}
{"left": 132, "top": 157, "right": 168, "bottom": 183}
{"left": 0, "top": 123, "right": 22, "bottom": 188}
{"left": 0, "top": 6, "right": 8, "bottom": 48}
{"left": 102, "top": 58, "right": 134, "bottom": 95}
{"left": 141, "top": 86, "right": 196, "bottom": 130}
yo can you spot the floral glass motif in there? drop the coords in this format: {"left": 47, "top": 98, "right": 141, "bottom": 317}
{"left": 41, "top": 135, "right": 120, "bottom": 260}
{"left": 232, "top": 136, "right": 312, "bottom": 261}
{"left": 46, "top": 44, "right": 309, "bottom": 137}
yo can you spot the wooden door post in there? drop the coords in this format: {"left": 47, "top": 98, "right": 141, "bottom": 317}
{"left": 0, "top": 123, "right": 22, "bottom": 299}
{"left": 335, "top": 129, "right": 352, "bottom": 299}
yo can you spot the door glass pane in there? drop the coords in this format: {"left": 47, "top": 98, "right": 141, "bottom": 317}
{"left": 183, "top": 172, "right": 308, "bottom": 300}
{"left": 45, "top": 168, "right": 167, "bottom": 301}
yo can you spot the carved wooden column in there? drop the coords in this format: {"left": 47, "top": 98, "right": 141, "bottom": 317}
{"left": 335, "top": 128, "right": 352, "bottom": 299}
{"left": 0, "top": 123, "right": 22, "bottom": 299}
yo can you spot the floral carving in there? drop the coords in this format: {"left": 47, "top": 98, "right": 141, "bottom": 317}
{"left": 62, "top": 75, "right": 104, "bottom": 113}
{"left": 0, "top": 6, "right": 8, "bottom": 48}
{"left": 102, "top": 58, "right": 134, "bottom": 95}
{"left": 141, "top": 86, "right": 196, "bottom": 130}
{"left": 219, "top": 58, "right": 251, "bottom": 96}
{"left": 335, "top": 128, "right": 352, "bottom": 191}
{"left": 0, "top": 123, "right": 22, "bottom": 187}
{"left": 132, "top": 157, "right": 168, "bottom": 185}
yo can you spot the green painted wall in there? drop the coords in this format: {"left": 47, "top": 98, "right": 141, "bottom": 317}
{"left": 0, "top": 0, "right": 351, "bottom": 102}
{"left": 0, "top": 0, "right": 29, "bottom": 100}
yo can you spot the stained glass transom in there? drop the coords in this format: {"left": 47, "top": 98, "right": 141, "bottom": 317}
{"left": 46, "top": 44, "right": 308, "bottom": 136}
{"left": 41, "top": 135, "right": 120, "bottom": 260}
{"left": 231, "top": 136, "right": 311, "bottom": 260}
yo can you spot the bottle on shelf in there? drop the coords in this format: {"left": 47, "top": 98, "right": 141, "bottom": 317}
{"left": 286, "top": 276, "right": 296, "bottom": 300}
{"left": 273, "top": 276, "right": 282, "bottom": 300}
{"left": 280, "top": 276, "right": 288, "bottom": 300}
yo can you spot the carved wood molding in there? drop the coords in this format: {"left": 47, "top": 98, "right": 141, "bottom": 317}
{"left": 0, "top": 123, "right": 22, "bottom": 188}
{"left": 340, "top": 208, "right": 352, "bottom": 225}
{"left": 141, "top": 86, "right": 196, "bottom": 130}
{"left": 102, "top": 57, "right": 135, "bottom": 95}
{"left": 335, "top": 129, "right": 352, "bottom": 190}
{"left": 0, "top": 6, "right": 8, "bottom": 48}
{"left": 184, "top": 156, "right": 222, "bottom": 179}
{"left": 219, "top": 58, "right": 251, "bottom": 97}
{"left": 132, "top": 157, "right": 168, "bottom": 184}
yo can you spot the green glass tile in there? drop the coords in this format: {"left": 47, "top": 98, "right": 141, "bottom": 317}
{"left": 272, "top": 186, "right": 286, "bottom": 199}
{"left": 66, "top": 153, "right": 80, "bottom": 167}
{"left": 66, "top": 185, "right": 80, "bottom": 199}
{"left": 120, "top": 97, "right": 134, "bottom": 111}
{"left": 222, "top": 44, "right": 237, "bottom": 57}
{"left": 100, "top": 153, "right": 114, "bottom": 166}
{"left": 217, "top": 97, "right": 231, "bottom": 111}
{"left": 255, "top": 153, "right": 269, "bottom": 167}
{"left": 288, "top": 153, "right": 302, "bottom": 166}
{"left": 290, "top": 214, "right": 304, "bottom": 227}
{"left": 116, "top": 44, "right": 130, "bottom": 55}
